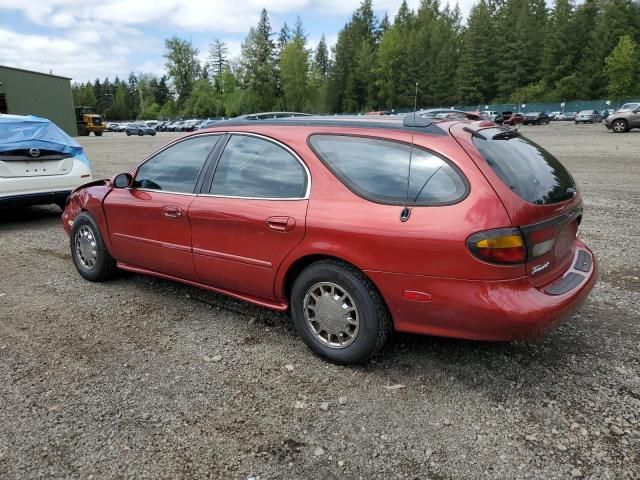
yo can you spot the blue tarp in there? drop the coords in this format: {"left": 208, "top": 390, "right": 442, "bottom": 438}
{"left": 0, "top": 114, "right": 90, "bottom": 166}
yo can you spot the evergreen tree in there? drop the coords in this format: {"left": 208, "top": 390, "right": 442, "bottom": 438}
{"left": 240, "top": 9, "right": 278, "bottom": 112}
{"left": 605, "top": 34, "right": 640, "bottom": 99}
{"left": 208, "top": 38, "right": 229, "bottom": 93}
{"left": 456, "top": 0, "right": 496, "bottom": 104}
{"left": 280, "top": 34, "right": 310, "bottom": 111}
{"left": 314, "top": 35, "right": 330, "bottom": 78}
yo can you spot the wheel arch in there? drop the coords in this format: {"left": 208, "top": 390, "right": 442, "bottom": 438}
{"left": 278, "top": 253, "right": 392, "bottom": 320}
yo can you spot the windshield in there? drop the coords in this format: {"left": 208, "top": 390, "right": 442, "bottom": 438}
{"left": 472, "top": 128, "right": 576, "bottom": 205}
{"left": 618, "top": 103, "right": 639, "bottom": 112}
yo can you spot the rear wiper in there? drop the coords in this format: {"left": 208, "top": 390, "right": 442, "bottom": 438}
{"left": 492, "top": 130, "right": 520, "bottom": 140}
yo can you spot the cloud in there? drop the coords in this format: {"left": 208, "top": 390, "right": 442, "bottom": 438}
{"left": 0, "top": 0, "right": 477, "bottom": 82}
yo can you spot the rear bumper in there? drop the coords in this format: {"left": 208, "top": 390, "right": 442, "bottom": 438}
{"left": 366, "top": 240, "right": 597, "bottom": 341}
{"left": 0, "top": 190, "right": 71, "bottom": 208}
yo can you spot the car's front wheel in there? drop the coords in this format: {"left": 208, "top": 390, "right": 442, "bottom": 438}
{"left": 291, "top": 260, "right": 391, "bottom": 364}
{"left": 612, "top": 119, "right": 627, "bottom": 133}
{"left": 126, "top": 131, "right": 131, "bottom": 136}
{"left": 70, "top": 212, "right": 117, "bottom": 282}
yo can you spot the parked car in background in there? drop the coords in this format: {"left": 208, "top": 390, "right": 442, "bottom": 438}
{"left": 523, "top": 112, "right": 551, "bottom": 125}
{"left": 482, "top": 111, "right": 504, "bottom": 124}
{"left": 604, "top": 104, "right": 640, "bottom": 133}
{"left": 558, "top": 112, "right": 577, "bottom": 121}
{"left": 575, "top": 110, "right": 602, "bottom": 124}
{"left": 365, "top": 111, "right": 391, "bottom": 115}
{"left": 549, "top": 111, "right": 562, "bottom": 120}
{"left": 61, "top": 115, "right": 596, "bottom": 363}
{"left": 416, "top": 109, "right": 482, "bottom": 120}
{"left": 197, "top": 120, "right": 220, "bottom": 130}
{"left": 503, "top": 113, "right": 524, "bottom": 125}
{"left": 1, "top": 115, "right": 92, "bottom": 209}
{"left": 144, "top": 120, "right": 160, "bottom": 129}
{"left": 125, "top": 123, "right": 156, "bottom": 136}
{"left": 167, "top": 121, "right": 183, "bottom": 132}
{"left": 234, "top": 112, "right": 313, "bottom": 121}
{"left": 115, "top": 123, "right": 130, "bottom": 132}
{"left": 106, "top": 122, "right": 120, "bottom": 132}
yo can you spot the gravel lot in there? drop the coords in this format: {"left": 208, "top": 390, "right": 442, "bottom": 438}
{"left": 1, "top": 124, "right": 639, "bottom": 480}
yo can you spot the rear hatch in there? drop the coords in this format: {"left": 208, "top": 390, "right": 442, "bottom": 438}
{"left": 0, "top": 149, "right": 74, "bottom": 178}
{"left": 451, "top": 123, "right": 583, "bottom": 287}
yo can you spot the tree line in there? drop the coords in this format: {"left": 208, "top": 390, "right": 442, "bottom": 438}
{"left": 72, "top": 0, "right": 640, "bottom": 120}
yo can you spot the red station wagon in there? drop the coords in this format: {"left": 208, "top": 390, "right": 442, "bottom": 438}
{"left": 62, "top": 116, "right": 597, "bottom": 364}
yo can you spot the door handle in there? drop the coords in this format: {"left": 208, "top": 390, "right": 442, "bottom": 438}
{"left": 162, "top": 206, "right": 182, "bottom": 218}
{"left": 266, "top": 216, "right": 295, "bottom": 232}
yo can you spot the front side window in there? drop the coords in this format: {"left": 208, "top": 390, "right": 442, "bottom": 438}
{"left": 133, "top": 135, "right": 220, "bottom": 193}
{"left": 308, "top": 135, "right": 467, "bottom": 205}
{"left": 210, "top": 135, "right": 307, "bottom": 198}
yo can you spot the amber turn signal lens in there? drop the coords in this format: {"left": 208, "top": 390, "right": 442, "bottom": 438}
{"left": 467, "top": 228, "right": 527, "bottom": 265}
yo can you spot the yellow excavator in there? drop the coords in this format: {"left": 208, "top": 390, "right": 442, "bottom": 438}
{"left": 75, "top": 106, "right": 105, "bottom": 136}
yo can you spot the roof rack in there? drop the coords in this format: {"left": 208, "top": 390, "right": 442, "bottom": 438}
{"left": 211, "top": 116, "right": 447, "bottom": 136}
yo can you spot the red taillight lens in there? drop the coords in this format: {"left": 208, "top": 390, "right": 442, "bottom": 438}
{"left": 467, "top": 228, "right": 526, "bottom": 265}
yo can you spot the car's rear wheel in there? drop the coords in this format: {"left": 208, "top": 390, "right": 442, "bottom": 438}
{"left": 70, "top": 212, "right": 117, "bottom": 282}
{"left": 612, "top": 119, "right": 627, "bottom": 133}
{"left": 126, "top": 131, "right": 131, "bottom": 136}
{"left": 291, "top": 260, "right": 391, "bottom": 364}
{"left": 138, "top": 131, "right": 144, "bottom": 136}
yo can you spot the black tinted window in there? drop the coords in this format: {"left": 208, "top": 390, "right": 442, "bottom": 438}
{"left": 309, "top": 135, "right": 466, "bottom": 205}
{"left": 134, "top": 135, "right": 219, "bottom": 193}
{"left": 210, "top": 135, "right": 307, "bottom": 198}
{"left": 472, "top": 128, "right": 575, "bottom": 205}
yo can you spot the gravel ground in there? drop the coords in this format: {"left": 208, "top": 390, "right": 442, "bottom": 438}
{"left": 1, "top": 124, "right": 639, "bottom": 480}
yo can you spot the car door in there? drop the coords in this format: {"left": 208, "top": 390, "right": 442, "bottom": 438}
{"left": 188, "top": 133, "right": 310, "bottom": 300}
{"left": 103, "top": 134, "right": 222, "bottom": 280}
{"left": 631, "top": 107, "right": 640, "bottom": 128}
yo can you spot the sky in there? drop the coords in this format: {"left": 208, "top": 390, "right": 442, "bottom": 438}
{"left": 0, "top": 0, "right": 475, "bottom": 83}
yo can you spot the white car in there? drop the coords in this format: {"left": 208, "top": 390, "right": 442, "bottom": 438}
{"left": 0, "top": 114, "right": 92, "bottom": 209}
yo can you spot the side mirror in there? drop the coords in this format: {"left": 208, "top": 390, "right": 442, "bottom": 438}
{"left": 113, "top": 173, "right": 133, "bottom": 188}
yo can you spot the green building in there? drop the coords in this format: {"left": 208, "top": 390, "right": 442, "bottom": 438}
{"left": 0, "top": 65, "right": 77, "bottom": 136}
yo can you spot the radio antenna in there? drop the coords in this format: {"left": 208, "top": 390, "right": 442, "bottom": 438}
{"left": 400, "top": 82, "right": 419, "bottom": 222}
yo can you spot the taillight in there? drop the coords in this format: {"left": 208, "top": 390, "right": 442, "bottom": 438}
{"left": 526, "top": 225, "right": 557, "bottom": 259}
{"left": 467, "top": 228, "right": 526, "bottom": 265}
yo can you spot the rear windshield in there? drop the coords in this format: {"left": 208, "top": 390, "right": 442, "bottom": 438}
{"left": 309, "top": 134, "right": 467, "bottom": 206}
{"left": 472, "top": 128, "right": 575, "bottom": 205}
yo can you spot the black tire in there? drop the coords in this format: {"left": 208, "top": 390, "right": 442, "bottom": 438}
{"left": 70, "top": 212, "right": 117, "bottom": 282}
{"left": 94, "top": 131, "right": 103, "bottom": 136}
{"left": 126, "top": 131, "right": 131, "bottom": 136}
{"left": 290, "top": 260, "right": 392, "bottom": 364}
{"left": 612, "top": 119, "right": 627, "bottom": 133}
{"left": 138, "top": 131, "right": 144, "bottom": 136}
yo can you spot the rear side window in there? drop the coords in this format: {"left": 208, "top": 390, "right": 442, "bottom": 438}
{"left": 472, "top": 128, "right": 575, "bottom": 205}
{"left": 210, "top": 135, "right": 307, "bottom": 198}
{"left": 309, "top": 135, "right": 467, "bottom": 205}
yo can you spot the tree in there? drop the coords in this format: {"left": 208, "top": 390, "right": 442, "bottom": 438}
{"left": 208, "top": 38, "right": 229, "bottom": 93}
{"left": 240, "top": 9, "right": 278, "bottom": 112}
{"left": 542, "top": 0, "right": 576, "bottom": 88}
{"left": 456, "top": 0, "right": 497, "bottom": 104}
{"left": 280, "top": 36, "right": 310, "bottom": 111}
{"left": 605, "top": 34, "right": 639, "bottom": 99}
{"left": 164, "top": 37, "right": 201, "bottom": 108}
{"left": 314, "top": 35, "right": 330, "bottom": 78}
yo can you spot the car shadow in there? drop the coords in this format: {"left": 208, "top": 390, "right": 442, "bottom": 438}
{"left": 0, "top": 205, "right": 62, "bottom": 227}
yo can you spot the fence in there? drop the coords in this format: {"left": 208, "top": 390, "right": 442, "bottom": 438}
{"left": 381, "top": 98, "right": 640, "bottom": 115}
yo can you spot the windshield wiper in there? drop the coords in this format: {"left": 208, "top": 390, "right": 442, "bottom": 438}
{"left": 492, "top": 130, "right": 520, "bottom": 140}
